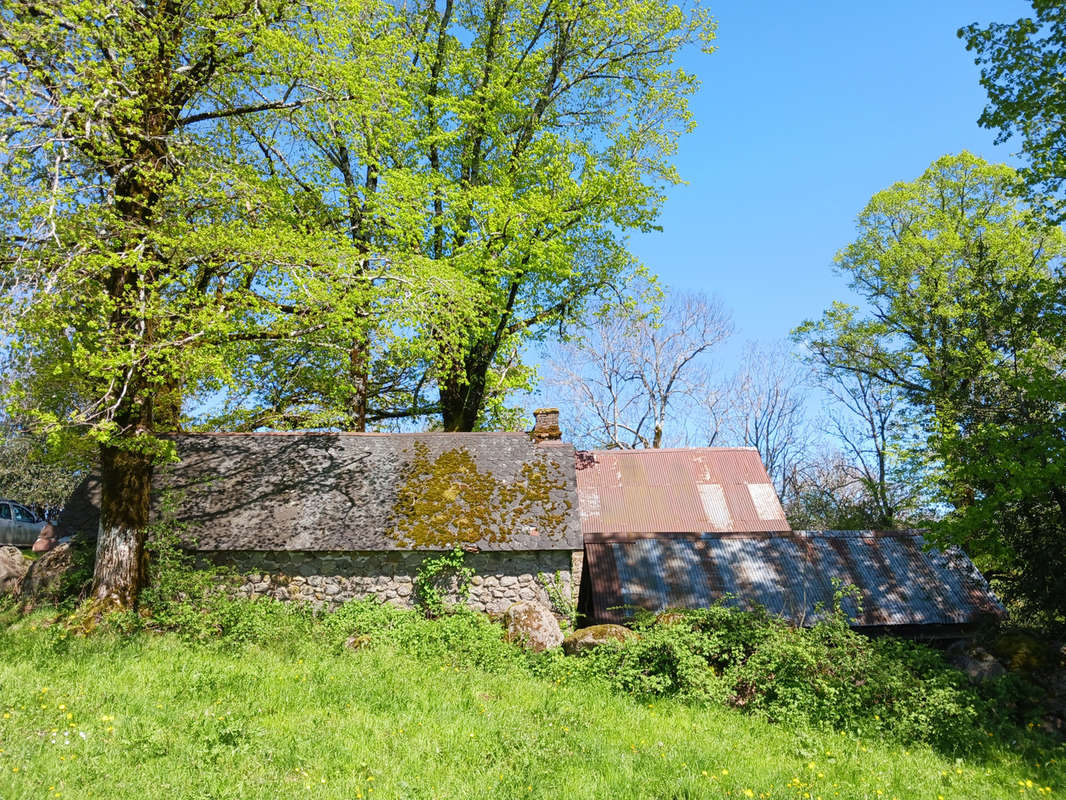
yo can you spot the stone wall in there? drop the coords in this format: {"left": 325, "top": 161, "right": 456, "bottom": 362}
{"left": 204, "top": 549, "right": 579, "bottom": 614}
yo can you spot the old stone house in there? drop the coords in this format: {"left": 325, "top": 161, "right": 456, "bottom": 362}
{"left": 59, "top": 411, "right": 1003, "bottom": 632}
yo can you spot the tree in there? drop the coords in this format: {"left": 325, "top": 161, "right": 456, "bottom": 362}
{"left": 0, "top": 0, "right": 390, "bottom": 608}
{"left": 548, "top": 291, "right": 731, "bottom": 449}
{"left": 795, "top": 153, "right": 1066, "bottom": 623}
{"left": 0, "top": 431, "right": 89, "bottom": 517}
{"left": 717, "top": 342, "right": 811, "bottom": 502}
{"left": 226, "top": 0, "right": 718, "bottom": 432}
{"left": 784, "top": 450, "right": 890, "bottom": 531}
{"left": 811, "top": 367, "right": 925, "bottom": 528}
{"left": 960, "top": 2, "right": 1066, "bottom": 222}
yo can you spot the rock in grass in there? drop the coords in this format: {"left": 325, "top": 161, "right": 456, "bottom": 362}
{"left": 654, "top": 610, "right": 687, "bottom": 626}
{"left": 0, "top": 546, "right": 29, "bottom": 595}
{"left": 18, "top": 542, "right": 74, "bottom": 601}
{"left": 562, "top": 624, "right": 638, "bottom": 656}
{"left": 503, "top": 600, "right": 563, "bottom": 652}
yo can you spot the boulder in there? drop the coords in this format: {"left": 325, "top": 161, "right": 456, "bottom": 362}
{"left": 345, "top": 634, "right": 372, "bottom": 650}
{"left": 654, "top": 610, "right": 687, "bottom": 626}
{"left": 947, "top": 642, "right": 1007, "bottom": 682}
{"left": 994, "top": 631, "right": 1052, "bottom": 673}
{"left": 18, "top": 542, "right": 76, "bottom": 602}
{"left": 503, "top": 600, "right": 563, "bottom": 652}
{"left": 0, "top": 546, "right": 29, "bottom": 595}
{"left": 562, "top": 624, "right": 639, "bottom": 656}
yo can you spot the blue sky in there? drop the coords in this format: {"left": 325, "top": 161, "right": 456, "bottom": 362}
{"left": 623, "top": 0, "right": 1032, "bottom": 360}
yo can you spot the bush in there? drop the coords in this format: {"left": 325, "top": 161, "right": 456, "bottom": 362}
{"left": 412, "top": 547, "right": 474, "bottom": 618}
{"left": 552, "top": 604, "right": 1032, "bottom": 753}
{"left": 135, "top": 524, "right": 312, "bottom": 645}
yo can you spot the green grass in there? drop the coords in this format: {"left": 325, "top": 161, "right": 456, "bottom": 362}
{"left": 0, "top": 621, "right": 1061, "bottom": 800}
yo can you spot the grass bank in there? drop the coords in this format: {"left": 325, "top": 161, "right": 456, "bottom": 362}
{"left": 0, "top": 617, "right": 1061, "bottom": 800}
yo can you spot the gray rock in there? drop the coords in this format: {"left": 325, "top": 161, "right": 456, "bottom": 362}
{"left": 500, "top": 576, "right": 518, "bottom": 587}
{"left": 947, "top": 643, "right": 1007, "bottom": 682}
{"left": 18, "top": 542, "right": 76, "bottom": 602}
{"left": 562, "top": 624, "right": 639, "bottom": 656}
{"left": 0, "top": 546, "right": 29, "bottom": 595}
{"left": 502, "top": 600, "right": 563, "bottom": 652}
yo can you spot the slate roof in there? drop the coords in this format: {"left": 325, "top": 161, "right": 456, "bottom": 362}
{"left": 579, "top": 530, "right": 1005, "bottom": 628}
{"left": 59, "top": 433, "right": 582, "bottom": 552}
{"left": 576, "top": 447, "right": 790, "bottom": 534}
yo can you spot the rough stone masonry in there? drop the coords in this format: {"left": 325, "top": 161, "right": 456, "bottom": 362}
{"left": 210, "top": 549, "right": 579, "bottom": 614}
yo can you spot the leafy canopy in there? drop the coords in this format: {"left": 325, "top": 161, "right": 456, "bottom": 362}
{"left": 213, "top": 0, "right": 718, "bottom": 431}
{"left": 795, "top": 152, "right": 1066, "bottom": 622}
{"left": 961, "top": 1, "right": 1066, "bottom": 222}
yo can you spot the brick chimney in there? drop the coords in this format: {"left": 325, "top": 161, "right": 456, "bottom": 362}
{"left": 531, "top": 407, "right": 562, "bottom": 442}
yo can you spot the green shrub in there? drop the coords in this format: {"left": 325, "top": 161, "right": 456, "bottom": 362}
{"left": 553, "top": 603, "right": 1031, "bottom": 753}
{"left": 413, "top": 547, "right": 474, "bottom": 618}
{"left": 136, "top": 523, "right": 312, "bottom": 645}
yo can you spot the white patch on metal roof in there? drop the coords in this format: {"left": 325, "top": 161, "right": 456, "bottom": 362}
{"left": 577, "top": 487, "right": 600, "bottom": 521}
{"left": 691, "top": 454, "right": 712, "bottom": 482}
{"left": 697, "top": 483, "right": 733, "bottom": 531}
{"left": 747, "top": 483, "right": 785, "bottom": 521}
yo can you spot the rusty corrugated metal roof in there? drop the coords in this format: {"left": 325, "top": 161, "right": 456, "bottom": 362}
{"left": 580, "top": 530, "right": 1004, "bottom": 628}
{"left": 575, "top": 448, "right": 790, "bottom": 534}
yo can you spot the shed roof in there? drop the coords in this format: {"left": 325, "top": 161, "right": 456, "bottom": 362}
{"left": 575, "top": 448, "right": 789, "bottom": 534}
{"left": 579, "top": 530, "right": 1004, "bottom": 628}
{"left": 60, "top": 432, "right": 581, "bottom": 552}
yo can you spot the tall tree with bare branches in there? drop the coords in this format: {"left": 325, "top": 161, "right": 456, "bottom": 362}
{"left": 717, "top": 342, "right": 811, "bottom": 502}
{"left": 549, "top": 291, "right": 732, "bottom": 449}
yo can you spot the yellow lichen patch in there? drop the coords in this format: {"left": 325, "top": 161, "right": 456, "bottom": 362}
{"left": 390, "top": 442, "right": 570, "bottom": 549}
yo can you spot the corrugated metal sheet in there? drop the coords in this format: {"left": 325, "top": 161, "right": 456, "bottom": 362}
{"left": 580, "top": 530, "right": 1004, "bottom": 628}
{"left": 576, "top": 448, "right": 789, "bottom": 534}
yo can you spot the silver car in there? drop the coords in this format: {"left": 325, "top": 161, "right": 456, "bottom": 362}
{"left": 0, "top": 500, "right": 50, "bottom": 547}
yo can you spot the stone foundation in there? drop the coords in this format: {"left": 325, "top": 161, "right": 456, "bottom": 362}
{"left": 203, "top": 549, "right": 579, "bottom": 614}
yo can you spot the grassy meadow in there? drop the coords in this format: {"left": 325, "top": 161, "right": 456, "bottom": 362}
{"left": 0, "top": 612, "right": 1062, "bottom": 800}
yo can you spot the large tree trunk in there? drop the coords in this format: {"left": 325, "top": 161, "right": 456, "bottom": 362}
{"left": 439, "top": 369, "right": 488, "bottom": 432}
{"left": 347, "top": 340, "right": 369, "bottom": 432}
{"left": 91, "top": 442, "right": 153, "bottom": 609}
